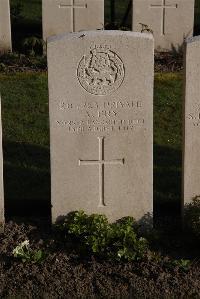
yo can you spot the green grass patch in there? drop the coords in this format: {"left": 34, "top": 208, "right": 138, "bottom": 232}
{"left": 154, "top": 73, "right": 183, "bottom": 149}
{"left": 104, "top": 0, "right": 131, "bottom": 28}
{"left": 154, "top": 73, "right": 183, "bottom": 207}
{"left": 11, "top": 0, "right": 42, "bottom": 25}
{"left": 0, "top": 73, "right": 50, "bottom": 212}
{"left": 0, "top": 73, "right": 48, "bottom": 145}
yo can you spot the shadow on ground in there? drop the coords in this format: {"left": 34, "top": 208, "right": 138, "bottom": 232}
{"left": 154, "top": 144, "right": 182, "bottom": 230}
{"left": 3, "top": 140, "right": 50, "bottom": 218}
{"left": 2, "top": 141, "right": 183, "bottom": 231}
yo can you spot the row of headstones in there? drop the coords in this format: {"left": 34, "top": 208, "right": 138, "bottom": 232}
{"left": 0, "top": 0, "right": 196, "bottom": 53}
{"left": 0, "top": 30, "right": 200, "bottom": 227}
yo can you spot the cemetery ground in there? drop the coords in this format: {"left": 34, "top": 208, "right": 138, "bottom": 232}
{"left": 0, "top": 60, "right": 199, "bottom": 297}
{"left": 0, "top": 0, "right": 199, "bottom": 298}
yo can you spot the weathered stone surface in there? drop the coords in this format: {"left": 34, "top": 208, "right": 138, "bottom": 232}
{"left": 0, "top": 0, "right": 12, "bottom": 53}
{"left": 132, "top": 0, "right": 194, "bottom": 51}
{"left": 0, "top": 96, "right": 4, "bottom": 229}
{"left": 47, "top": 31, "right": 154, "bottom": 223}
{"left": 183, "top": 36, "right": 200, "bottom": 206}
{"left": 42, "top": 0, "right": 104, "bottom": 41}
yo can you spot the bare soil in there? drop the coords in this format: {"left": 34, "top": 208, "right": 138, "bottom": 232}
{"left": 155, "top": 51, "right": 183, "bottom": 73}
{"left": 0, "top": 220, "right": 199, "bottom": 299}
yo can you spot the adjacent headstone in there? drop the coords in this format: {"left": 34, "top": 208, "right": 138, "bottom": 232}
{"left": 48, "top": 31, "right": 154, "bottom": 223}
{"left": 132, "top": 0, "right": 195, "bottom": 51}
{"left": 183, "top": 36, "right": 200, "bottom": 206}
{"left": 0, "top": 96, "right": 4, "bottom": 230}
{"left": 0, "top": 0, "right": 12, "bottom": 53}
{"left": 42, "top": 0, "right": 104, "bottom": 41}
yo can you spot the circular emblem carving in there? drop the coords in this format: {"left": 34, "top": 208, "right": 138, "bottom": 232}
{"left": 77, "top": 47, "right": 125, "bottom": 96}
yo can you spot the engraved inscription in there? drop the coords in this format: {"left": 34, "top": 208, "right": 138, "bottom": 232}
{"left": 77, "top": 46, "right": 125, "bottom": 96}
{"left": 187, "top": 108, "right": 200, "bottom": 126}
{"left": 59, "top": 100, "right": 142, "bottom": 110}
{"left": 56, "top": 119, "right": 145, "bottom": 133}
{"left": 79, "top": 136, "right": 124, "bottom": 207}
{"left": 56, "top": 99, "right": 144, "bottom": 133}
{"left": 150, "top": 0, "right": 178, "bottom": 35}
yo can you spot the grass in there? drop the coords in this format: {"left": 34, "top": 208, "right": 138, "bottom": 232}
{"left": 104, "top": 0, "right": 131, "bottom": 28}
{"left": 0, "top": 72, "right": 183, "bottom": 219}
{"left": 154, "top": 73, "right": 183, "bottom": 149}
{"left": 11, "top": 0, "right": 42, "bottom": 25}
{"left": 154, "top": 73, "right": 183, "bottom": 218}
{"left": 0, "top": 73, "right": 50, "bottom": 216}
{"left": 10, "top": 0, "right": 42, "bottom": 51}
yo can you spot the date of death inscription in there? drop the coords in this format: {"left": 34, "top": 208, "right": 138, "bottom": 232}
{"left": 55, "top": 99, "right": 146, "bottom": 134}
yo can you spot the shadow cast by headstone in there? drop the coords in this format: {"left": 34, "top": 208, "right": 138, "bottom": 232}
{"left": 10, "top": 0, "right": 42, "bottom": 53}
{"left": 194, "top": 0, "right": 200, "bottom": 35}
{"left": 154, "top": 144, "right": 182, "bottom": 230}
{"left": 3, "top": 141, "right": 182, "bottom": 230}
{"left": 104, "top": 0, "right": 132, "bottom": 30}
{"left": 184, "top": 196, "right": 200, "bottom": 238}
{"left": 155, "top": 31, "right": 191, "bottom": 54}
{"left": 168, "top": 29, "right": 194, "bottom": 54}
{"left": 171, "top": 197, "right": 200, "bottom": 258}
{"left": 3, "top": 140, "right": 50, "bottom": 218}
{"left": 138, "top": 212, "right": 153, "bottom": 230}
{"left": 169, "top": 43, "right": 184, "bottom": 59}
{"left": 56, "top": 211, "right": 153, "bottom": 233}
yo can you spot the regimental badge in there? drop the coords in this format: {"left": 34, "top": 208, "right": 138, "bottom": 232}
{"left": 77, "top": 46, "right": 125, "bottom": 96}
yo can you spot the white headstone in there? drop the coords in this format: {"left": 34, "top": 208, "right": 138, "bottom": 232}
{"left": 183, "top": 36, "right": 200, "bottom": 206}
{"left": 0, "top": 0, "right": 12, "bottom": 53}
{"left": 132, "top": 0, "right": 195, "bottom": 51}
{"left": 42, "top": 0, "right": 104, "bottom": 41}
{"left": 47, "top": 31, "right": 154, "bottom": 223}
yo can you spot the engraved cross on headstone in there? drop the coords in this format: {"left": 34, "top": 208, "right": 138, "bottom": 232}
{"left": 59, "top": 0, "right": 87, "bottom": 32}
{"left": 150, "top": 0, "right": 178, "bottom": 35}
{"left": 79, "top": 137, "right": 125, "bottom": 207}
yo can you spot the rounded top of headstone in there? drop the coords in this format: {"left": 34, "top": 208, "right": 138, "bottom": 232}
{"left": 47, "top": 30, "right": 154, "bottom": 44}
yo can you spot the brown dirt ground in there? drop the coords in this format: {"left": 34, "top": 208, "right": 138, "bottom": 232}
{"left": 154, "top": 51, "right": 183, "bottom": 73}
{"left": 0, "top": 220, "right": 199, "bottom": 299}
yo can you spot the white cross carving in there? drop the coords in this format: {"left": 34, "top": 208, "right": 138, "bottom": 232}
{"left": 59, "top": 0, "right": 87, "bottom": 32}
{"left": 79, "top": 137, "right": 125, "bottom": 207}
{"left": 150, "top": 0, "right": 178, "bottom": 35}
